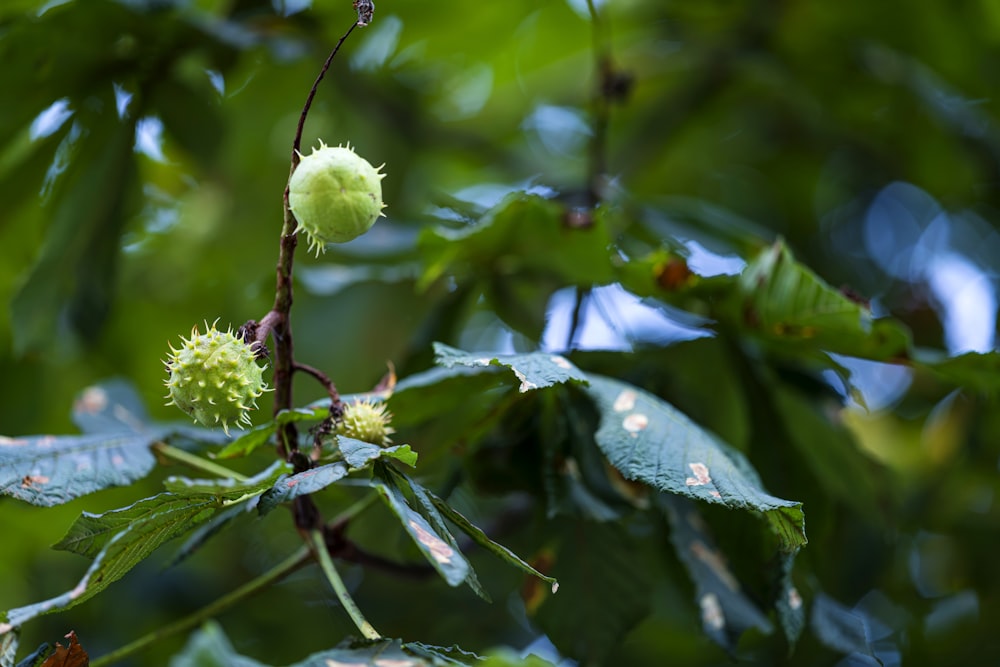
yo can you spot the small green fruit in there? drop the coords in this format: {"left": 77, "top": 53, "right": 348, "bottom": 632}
{"left": 288, "top": 141, "right": 386, "bottom": 254}
{"left": 337, "top": 399, "right": 395, "bottom": 446}
{"left": 164, "top": 322, "right": 267, "bottom": 435}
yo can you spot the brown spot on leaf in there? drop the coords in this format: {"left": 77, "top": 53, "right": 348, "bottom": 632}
{"left": 563, "top": 208, "right": 593, "bottom": 229}
{"left": 550, "top": 355, "right": 572, "bottom": 370}
{"left": 685, "top": 462, "right": 712, "bottom": 486}
{"left": 113, "top": 404, "right": 145, "bottom": 431}
{"left": 788, "top": 587, "right": 803, "bottom": 610}
{"left": 408, "top": 520, "right": 453, "bottom": 564}
{"left": 840, "top": 285, "right": 871, "bottom": 309}
{"left": 75, "top": 386, "right": 108, "bottom": 414}
{"left": 700, "top": 593, "right": 725, "bottom": 631}
{"left": 604, "top": 461, "right": 650, "bottom": 508}
{"left": 613, "top": 389, "right": 637, "bottom": 412}
{"left": 21, "top": 475, "right": 50, "bottom": 489}
{"left": 622, "top": 413, "right": 648, "bottom": 433}
{"left": 690, "top": 540, "right": 739, "bottom": 591}
{"left": 655, "top": 257, "right": 694, "bottom": 291}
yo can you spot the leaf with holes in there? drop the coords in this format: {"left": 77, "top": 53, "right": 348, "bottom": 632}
{"left": 582, "top": 374, "right": 806, "bottom": 550}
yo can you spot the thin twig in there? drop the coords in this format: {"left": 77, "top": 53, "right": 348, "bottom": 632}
{"left": 291, "top": 21, "right": 362, "bottom": 166}
{"left": 272, "top": 22, "right": 360, "bottom": 464}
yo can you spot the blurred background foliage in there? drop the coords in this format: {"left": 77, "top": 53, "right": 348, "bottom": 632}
{"left": 3, "top": 0, "right": 1000, "bottom": 665}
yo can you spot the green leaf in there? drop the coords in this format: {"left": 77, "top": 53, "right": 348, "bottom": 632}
{"left": 419, "top": 193, "right": 616, "bottom": 338}
{"left": 1, "top": 630, "right": 17, "bottom": 667}
{"left": 419, "top": 194, "right": 616, "bottom": 287}
{"left": 0, "top": 431, "right": 161, "bottom": 507}
{"left": 916, "top": 349, "right": 1000, "bottom": 396}
{"left": 212, "top": 407, "right": 336, "bottom": 460}
{"left": 768, "top": 382, "right": 888, "bottom": 521}
{"left": 810, "top": 594, "right": 879, "bottom": 661}
{"left": 52, "top": 492, "right": 219, "bottom": 559}
{"left": 582, "top": 375, "right": 807, "bottom": 550}
{"left": 389, "top": 365, "right": 508, "bottom": 427}
{"left": 0, "top": 380, "right": 219, "bottom": 506}
{"left": 419, "top": 485, "right": 558, "bottom": 589}
{"left": 659, "top": 494, "right": 773, "bottom": 653}
{"left": 529, "top": 519, "right": 651, "bottom": 665}
{"left": 276, "top": 407, "right": 330, "bottom": 424}
{"left": 11, "top": 101, "right": 138, "bottom": 353}
{"left": 434, "top": 343, "right": 588, "bottom": 393}
{"left": 291, "top": 639, "right": 474, "bottom": 667}
{"left": 380, "top": 466, "right": 490, "bottom": 601}
{"left": 2, "top": 494, "right": 220, "bottom": 631}
{"left": 162, "top": 460, "right": 290, "bottom": 499}
{"left": 212, "top": 423, "right": 277, "bottom": 460}
{"left": 479, "top": 651, "right": 556, "bottom": 667}
{"left": 256, "top": 463, "right": 349, "bottom": 516}
{"left": 169, "top": 622, "right": 267, "bottom": 667}
{"left": 171, "top": 622, "right": 479, "bottom": 666}
{"left": 338, "top": 437, "right": 418, "bottom": 469}
{"left": 70, "top": 378, "right": 150, "bottom": 434}
{"left": 403, "top": 642, "right": 482, "bottom": 665}
{"left": 371, "top": 466, "right": 472, "bottom": 589}
{"left": 14, "top": 642, "right": 53, "bottom": 667}
{"left": 774, "top": 551, "right": 805, "bottom": 648}
{"left": 728, "top": 241, "right": 912, "bottom": 360}
{"left": 149, "top": 77, "right": 225, "bottom": 167}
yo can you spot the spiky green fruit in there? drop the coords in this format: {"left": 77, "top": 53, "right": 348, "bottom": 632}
{"left": 288, "top": 141, "right": 386, "bottom": 255}
{"left": 164, "top": 323, "right": 267, "bottom": 435}
{"left": 336, "top": 399, "right": 394, "bottom": 446}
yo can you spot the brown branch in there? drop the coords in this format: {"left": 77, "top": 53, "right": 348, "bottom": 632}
{"left": 291, "top": 22, "right": 362, "bottom": 166}
{"left": 272, "top": 20, "right": 362, "bottom": 465}
{"left": 293, "top": 361, "right": 342, "bottom": 409}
